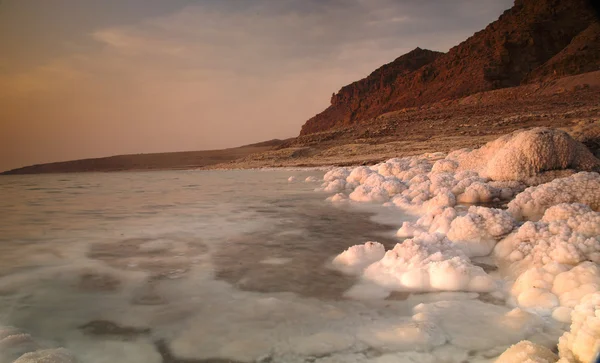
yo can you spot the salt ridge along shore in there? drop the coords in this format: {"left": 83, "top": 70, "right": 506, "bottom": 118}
{"left": 322, "top": 128, "right": 600, "bottom": 362}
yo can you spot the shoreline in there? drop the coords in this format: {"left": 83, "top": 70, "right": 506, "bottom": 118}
{"left": 3, "top": 71, "right": 599, "bottom": 176}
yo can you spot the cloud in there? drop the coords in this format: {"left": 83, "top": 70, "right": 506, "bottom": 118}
{"left": 0, "top": 0, "right": 513, "bottom": 171}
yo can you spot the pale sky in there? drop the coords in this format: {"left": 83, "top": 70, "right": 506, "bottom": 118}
{"left": 0, "top": 0, "right": 513, "bottom": 171}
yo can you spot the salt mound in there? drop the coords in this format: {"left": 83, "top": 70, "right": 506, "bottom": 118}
{"left": 508, "top": 172, "right": 600, "bottom": 221}
{"left": 446, "top": 206, "right": 516, "bottom": 257}
{"left": 13, "top": 348, "right": 76, "bottom": 363}
{"left": 494, "top": 202, "right": 600, "bottom": 320}
{"left": 508, "top": 262, "right": 600, "bottom": 318}
{"left": 332, "top": 242, "right": 385, "bottom": 274}
{"left": 558, "top": 292, "right": 600, "bottom": 363}
{"left": 451, "top": 128, "right": 600, "bottom": 181}
{"left": 495, "top": 340, "right": 558, "bottom": 363}
{"left": 495, "top": 203, "right": 600, "bottom": 272}
{"left": 0, "top": 328, "right": 38, "bottom": 363}
{"left": 324, "top": 167, "right": 350, "bottom": 182}
{"left": 361, "top": 233, "right": 496, "bottom": 292}
{"left": 349, "top": 185, "right": 389, "bottom": 203}
{"left": 0, "top": 326, "right": 76, "bottom": 363}
{"left": 315, "top": 129, "right": 600, "bottom": 361}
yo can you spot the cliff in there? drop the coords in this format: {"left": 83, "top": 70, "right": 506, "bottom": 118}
{"left": 300, "top": 0, "right": 599, "bottom": 135}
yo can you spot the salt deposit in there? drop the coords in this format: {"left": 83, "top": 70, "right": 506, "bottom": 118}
{"left": 495, "top": 340, "right": 558, "bottom": 363}
{"left": 412, "top": 300, "right": 543, "bottom": 352}
{"left": 0, "top": 327, "right": 38, "bottom": 363}
{"left": 494, "top": 204, "right": 600, "bottom": 273}
{"left": 507, "top": 172, "right": 600, "bottom": 220}
{"left": 558, "top": 292, "right": 600, "bottom": 363}
{"left": 446, "top": 206, "right": 516, "bottom": 257}
{"left": 12, "top": 348, "right": 76, "bottom": 363}
{"left": 320, "top": 128, "right": 600, "bottom": 362}
{"left": 360, "top": 233, "right": 496, "bottom": 293}
{"left": 332, "top": 242, "right": 386, "bottom": 274}
{"left": 450, "top": 127, "right": 600, "bottom": 181}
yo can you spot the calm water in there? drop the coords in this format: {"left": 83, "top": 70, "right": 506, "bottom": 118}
{"left": 0, "top": 170, "right": 428, "bottom": 363}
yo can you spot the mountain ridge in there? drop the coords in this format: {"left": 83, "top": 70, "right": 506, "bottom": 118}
{"left": 300, "top": 0, "right": 599, "bottom": 135}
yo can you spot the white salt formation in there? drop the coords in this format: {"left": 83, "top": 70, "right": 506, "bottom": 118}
{"left": 320, "top": 128, "right": 600, "bottom": 362}
{"left": 332, "top": 242, "right": 386, "bottom": 274}
{"left": 495, "top": 340, "right": 558, "bottom": 363}
{"left": 558, "top": 292, "right": 600, "bottom": 363}
{"left": 446, "top": 206, "right": 516, "bottom": 257}
{"left": 0, "top": 327, "right": 38, "bottom": 363}
{"left": 362, "top": 233, "right": 496, "bottom": 292}
{"left": 495, "top": 203, "right": 600, "bottom": 272}
{"left": 0, "top": 325, "right": 76, "bottom": 363}
{"left": 450, "top": 127, "right": 600, "bottom": 181}
{"left": 493, "top": 202, "right": 600, "bottom": 321}
{"left": 12, "top": 349, "right": 76, "bottom": 363}
{"left": 507, "top": 172, "right": 600, "bottom": 221}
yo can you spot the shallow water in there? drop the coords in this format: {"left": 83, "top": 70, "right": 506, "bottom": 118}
{"left": 0, "top": 170, "right": 564, "bottom": 363}
{"left": 0, "top": 170, "right": 413, "bottom": 362}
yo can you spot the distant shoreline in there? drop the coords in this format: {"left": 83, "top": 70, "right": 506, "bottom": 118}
{"left": 4, "top": 71, "right": 600, "bottom": 176}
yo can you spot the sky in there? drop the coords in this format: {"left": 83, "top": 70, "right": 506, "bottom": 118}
{"left": 0, "top": 0, "right": 513, "bottom": 171}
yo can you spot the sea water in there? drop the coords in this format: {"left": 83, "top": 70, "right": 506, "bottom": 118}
{"left": 0, "top": 170, "right": 557, "bottom": 362}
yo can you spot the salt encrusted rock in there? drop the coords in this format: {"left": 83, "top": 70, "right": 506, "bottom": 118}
{"left": 360, "top": 233, "right": 495, "bottom": 292}
{"left": 318, "top": 129, "right": 600, "bottom": 363}
{"left": 0, "top": 328, "right": 38, "bottom": 362}
{"left": 558, "top": 292, "right": 600, "bottom": 363}
{"left": 332, "top": 242, "right": 386, "bottom": 274}
{"left": 13, "top": 348, "right": 77, "bottom": 363}
{"left": 323, "top": 167, "right": 350, "bottom": 182}
{"left": 349, "top": 184, "right": 389, "bottom": 203}
{"left": 495, "top": 340, "right": 558, "bottom": 363}
{"left": 346, "top": 166, "right": 374, "bottom": 184}
{"left": 495, "top": 205, "right": 600, "bottom": 271}
{"left": 451, "top": 128, "right": 600, "bottom": 182}
{"left": 494, "top": 202, "right": 600, "bottom": 320}
{"left": 397, "top": 206, "right": 459, "bottom": 238}
{"left": 507, "top": 172, "right": 600, "bottom": 221}
{"left": 447, "top": 206, "right": 516, "bottom": 257}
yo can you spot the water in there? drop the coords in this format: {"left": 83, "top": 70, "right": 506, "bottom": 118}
{"left": 0, "top": 170, "right": 557, "bottom": 363}
{"left": 0, "top": 170, "right": 410, "bottom": 362}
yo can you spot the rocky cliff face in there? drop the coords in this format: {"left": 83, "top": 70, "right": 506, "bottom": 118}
{"left": 300, "top": 0, "right": 598, "bottom": 135}
{"left": 304, "top": 48, "right": 443, "bottom": 134}
{"left": 524, "top": 21, "right": 600, "bottom": 83}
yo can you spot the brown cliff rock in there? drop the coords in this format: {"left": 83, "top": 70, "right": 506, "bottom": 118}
{"left": 300, "top": 0, "right": 598, "bottom": 135}
{"left": 524, "top": 21, "right": 600, "bottom": 83}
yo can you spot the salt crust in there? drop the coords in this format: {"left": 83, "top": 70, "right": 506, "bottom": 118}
{"left": 321, "top": 129, "right": 600, "bottom": 362}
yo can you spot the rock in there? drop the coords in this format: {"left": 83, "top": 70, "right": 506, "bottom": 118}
{"left": 453, "top": 127, "right": 600, "bottom": 181}
{"left": 300, "top": 0, "right": 598, "bottom": 135}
